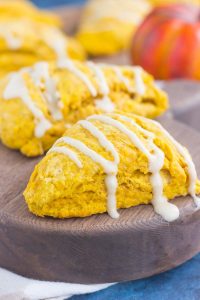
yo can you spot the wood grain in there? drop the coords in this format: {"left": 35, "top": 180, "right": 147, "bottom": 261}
{"left": 0, "top": 119, "right": 200, "bottom": 284}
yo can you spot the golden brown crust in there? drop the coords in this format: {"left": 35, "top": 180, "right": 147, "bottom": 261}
{"left": 0, "top": 61, "right": 168, "bottom": 156}
{"left": 24, "top": 113, "right": 200, "bottom": 218}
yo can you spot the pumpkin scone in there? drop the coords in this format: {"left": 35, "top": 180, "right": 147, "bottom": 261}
{"left": 0, "top": 0, "right": 60, "bottom": 27}
{"left": 0, "top": 0, "right": 85, "bottom": 76}
{"left": 76, "top": 0, "right": 151, "bottom": 56}
{"left": 0, "top": 19, "right": 85, "bottom": 77}
{"left": 0, "top": 59, "right": 168, "bottom": 157}
{"left": 24, "top": 113, "right": 200, "bottom": 222}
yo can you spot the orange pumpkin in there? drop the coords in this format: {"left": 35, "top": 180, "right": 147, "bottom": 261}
{"left": 131, "top": 4, "right": 200, "bottom": 79}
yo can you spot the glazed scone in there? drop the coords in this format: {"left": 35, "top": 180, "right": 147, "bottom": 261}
{"left": 0, "top": 0, "right": 85, "bottom": 75}
{"left": 76, "top": 0, "right": 151, "bottom": 56}
{"left": 24, "top": 113, "right": 200, "bottom": 222}
{"left": 0, "top": 0, "right": 60, "bottom": 27}
{"left": 0, "top": 19, "right": 85, "bottom": 77}
{"left": 0, "top": 59, "right": 168, "bottom": 156}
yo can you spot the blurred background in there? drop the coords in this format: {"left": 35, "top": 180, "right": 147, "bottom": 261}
{"left": 65, "top": 0, "right": 200, "bottom": 130}
{"left": 32, "top": 0, "right": 85, "bottom": 8}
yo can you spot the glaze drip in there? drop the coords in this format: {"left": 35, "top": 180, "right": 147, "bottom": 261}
{"left": 112, "top": 113, "right": 179, "bottom": 221}
{"left": 43, "top": 27, "right": 69, "bottom": 61}
{"left": 132, "top": 67, "right": 146, "bottom": 95}
{"left": 4, "top": 73, "right": 52, "bottom": 138}
{"left": 78, "top": 119, "right": 120, "bottom": 218}
{"left": 31, "top": 62, "right": 62, "bottom": 121}
{"left": 112, "top": 66, "right": 133, "bottom": 92}
{"left": 87, "top": 62, "right": 115, "bottom": 112}
{"left": 57, "top": 59, "right": 146, "bottom": 111}
{"left": 54, "top": 124, "right": 119, "bottom": 218}
{"left": 149, "top": 118, "right": 200, "bottom": 209}
{"left": 3, "top": 61, "right": 63, "bottom": 137}
{"left": 113, "top": 65, "right": 146, "bottom": 95}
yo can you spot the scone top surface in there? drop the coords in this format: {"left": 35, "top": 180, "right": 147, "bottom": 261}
{"left": 0, "top": 59, "right": 168, "bottom": 156}
{"left": 24, "top": 113, "right": 200, "bottom": 221}
{"left": 76, "top": 0, "right": 151, "bottom": 55}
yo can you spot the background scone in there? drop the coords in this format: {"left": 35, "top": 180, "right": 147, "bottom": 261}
{"left": 0, "top": 0, "right": 85, "bottom": 76}
{"left": 0, "top": 20, "right": 85, "bottom": 77}
{"left": 24, "top": 113, "right": 200, "bottom": 221}
{"left": 76, "top": 0, "right": 151, "bottom": 56}
{"left": 0, "top": 59, "right": 168, "bottom": 156}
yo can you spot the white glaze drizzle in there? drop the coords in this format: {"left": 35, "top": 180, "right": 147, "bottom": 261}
{"left": 0, "top": 22, "right": 68, "bottom": 55}
{"left": 43, "top": 27, "right": 68, "bottom": 61}
{"left": 57, "top": 59, "right": 145, "bottom": 113}
{"left": 54, "top": 135, "right": 119, "bottom": 218}
{"left": 3, "top": 61, "right": 63, "bottom": 138}
{"left": 3, "top": 73, "right": 52, "bottom": 138}
{"left": 87, "top": 62, "right": 109, "bottom": 96}
{"left": 100, "top": 63, "right": 146, "bottom": 96}
{"left": 87, "top": 62, "right": 115, "bottom": 112}
{"left": 149, "top": 119, "right": 200, "bottom": 208}
{"left": 111, "top": 113, "right": 180, "bottom": 221}
{"left": 0, "top": 26, "right": 21, "bottom": 49}
{"left": 88, "top": 115, "right": 179, "bottom": 221}
{"left": 48, "top": 146, "right": 83, "bottom": 168}
{"left": 31, "top": 62, "right": 62, "bottom": 121}
{"left": 78, "top": 119, "right": 120, "bottom": 218}
{"left": 132, "top": 67, "right": 146, "bottom": 95}
{"left": 57, "top": 59, "right": 97, "bottom": 97}
{"left": 88, "top": 115, "right": 151, "bottom": 159}
{"left": 112, "top": 66, "right": 133, "bottom": 92}
{"left": 78, "top": 120, "right": 119, "bottom": 164}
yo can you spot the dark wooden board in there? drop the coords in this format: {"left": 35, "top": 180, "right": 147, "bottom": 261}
{"left": 0, "top": 119, "right": 200, "bottom": 284}
{"left": 162, "top": 80, "right": 200, "bottom": 132}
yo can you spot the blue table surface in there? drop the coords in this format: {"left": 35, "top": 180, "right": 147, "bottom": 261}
{"left": 32, "top": 0, "right": 86, "bottom": 8}
{"left": 71, "top": 253, "right": 200, "bottom": 300}
{"left": 31, "top": 1, "right": 200, "bottom": 299}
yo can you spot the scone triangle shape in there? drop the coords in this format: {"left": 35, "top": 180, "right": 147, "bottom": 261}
{"left": 24, "top": 113, "right": 200, "bottom": 222}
